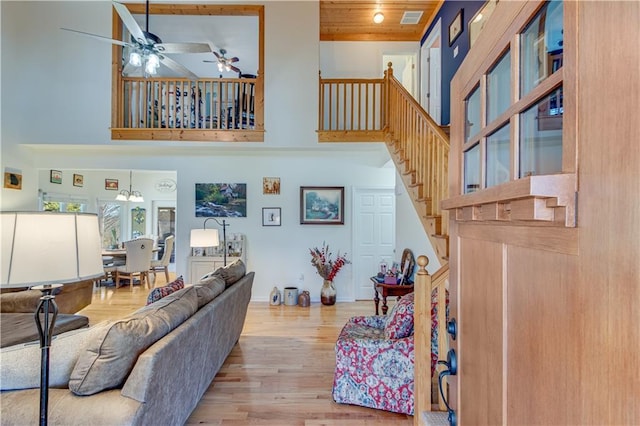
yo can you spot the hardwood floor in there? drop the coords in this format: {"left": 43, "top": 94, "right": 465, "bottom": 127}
{"left": 79, "top": 274, "right": 412, "bottom": 425}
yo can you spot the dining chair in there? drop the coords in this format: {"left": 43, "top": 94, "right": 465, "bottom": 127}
{"left": 115, "top": 238, "right": 154, "bottom": 290}
{"left": 149, "top": 235, "right": 174, "bottom": 285}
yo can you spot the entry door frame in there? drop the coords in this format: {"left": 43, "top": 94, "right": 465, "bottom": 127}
{"left": 421, "top": 17, "right": 442, "bottom": 124}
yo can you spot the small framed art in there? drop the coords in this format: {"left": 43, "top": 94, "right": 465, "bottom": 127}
{"left": 300, "top": 186, "right": 344, "bottom": 225}
{"left": 50, "top": 170, "right": 62, "bottom": 184}
{"left": 105, "top": 179, "right": 119, "bottom": 190}
{"left": 262, "top": 207, "right": 281, "bottom": 226}
{"left": 4, "top": 170, "right": 22, "bottom": 190}
{"left": 263, "top": 177, "right": 280, "bottom": 194}
{"left": 73, "top": 174, "right": 84, "bottom": 187}
{"left": 449, "top": 9, "right": 463, "bottom": 46}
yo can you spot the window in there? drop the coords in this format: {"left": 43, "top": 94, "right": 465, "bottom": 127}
{"left": 41, "top": 193, "right": 87, "bottom": 212}
{"left": 99, "top": 202, "right": 123, "bottom": 249}
{"left": 462, "top": 0, "right": 564, "bottom": 191}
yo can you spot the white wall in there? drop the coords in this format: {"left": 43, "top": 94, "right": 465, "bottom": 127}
{"left": 1, "top": 1, "right": 437, "bottom": 302}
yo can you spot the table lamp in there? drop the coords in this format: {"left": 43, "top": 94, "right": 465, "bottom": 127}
{"left": 1, "top": 212, "right": 104, "bottom": 426}
{"left": 190, "top": 228, "right": 219, "bottom": 256}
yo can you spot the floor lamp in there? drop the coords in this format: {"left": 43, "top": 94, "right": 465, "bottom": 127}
{"left": 203, "top": 218, "right": 230, "bottom": 265}
{"left": 1, "top": 212, "right": 104, "bottom": 426}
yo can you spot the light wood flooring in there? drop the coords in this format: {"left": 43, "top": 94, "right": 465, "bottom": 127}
{"left": 79, "top": 274, "right": 412, "bottom": 425}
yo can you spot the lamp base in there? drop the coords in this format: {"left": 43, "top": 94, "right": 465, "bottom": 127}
{"left": 33, "top": 283, "right": 62, "bottom": 426}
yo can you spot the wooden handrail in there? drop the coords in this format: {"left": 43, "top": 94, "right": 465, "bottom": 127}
{"left": 383, "top": 64, "right": 450, "bottom": 241}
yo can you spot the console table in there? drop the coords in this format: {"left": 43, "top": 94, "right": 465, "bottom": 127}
{"left": 370, "top": 277, "right": 414, "bottom": 315}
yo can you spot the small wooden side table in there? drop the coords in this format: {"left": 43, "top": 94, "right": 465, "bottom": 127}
{"left": 370, "top": 277, "right": 414, "bottom": 315}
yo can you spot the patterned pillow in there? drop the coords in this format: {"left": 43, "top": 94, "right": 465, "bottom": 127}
{"left": 384, "top": 292, "right": 415, "bottom": 339}
{"left": 146, "top": 276, "right": 185, "bottom": 305}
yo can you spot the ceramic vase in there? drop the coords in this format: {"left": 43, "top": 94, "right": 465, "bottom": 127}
{"left": 298, "top": 290, "right": 311, "bottom": 307}
{"left": 320, "top": 279, "right": 336, "bottom": 305}
{"left": 269, "top": 286, "right": 281, "bottom": 305}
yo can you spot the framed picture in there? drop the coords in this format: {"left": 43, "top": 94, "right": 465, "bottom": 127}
{"left": 73, "top": 174, "right": 84, "bottom": 187}
{"left": 3, "top": 170, "right": 22, "bottom": 190}
{"left": 263, "top": 177, "right": 280, "bottom": 194}
{"left": 300, "top": 186, "right": 344, "bottom": 225}
{"left": 50, "top": 170, "right": 62, "bottom": 184}
{"left": 449, "top": 9, "right": 463, "bottom": 46}
{"left": 105, "top": 179, "right": 119, "bottom": 190}
{"left": 262, "top": 207, "right": 281, "bottom": 226}
{"left": 195, "top": 183, "right": 247, "bottom": 217}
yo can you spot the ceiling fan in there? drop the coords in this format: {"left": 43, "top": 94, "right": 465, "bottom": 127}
{"left": 61, "top": 0, "right": 211, "bottom": 80}
{"left": 204, "top": 49, "right": 241, "bottom": 74}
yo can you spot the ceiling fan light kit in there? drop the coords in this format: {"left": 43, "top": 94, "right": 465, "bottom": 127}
{"left": 62, "top": 0, "right": 209, "bottom": 80}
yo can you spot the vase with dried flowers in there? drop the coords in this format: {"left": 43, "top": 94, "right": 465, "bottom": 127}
{"left": 309, "top": 242, "right": 351, "bottom": 305}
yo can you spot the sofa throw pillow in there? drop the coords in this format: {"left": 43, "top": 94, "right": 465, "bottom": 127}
{"left": 146, "top": 275, "right": 185, "bottom": 305}
{"left": 0, "top": 321, "right": 110, "bottom": 391}
{"left": 195, "top": 276, "right": 226, "bottom": 309}
{"left": 212, "top": 259, "right": 246, "bottom": 287}
{"left": 69, "top": 286, "right": 197, "bottom": 396}
{"left": 384, "top": 292, "right": 415, "bottom": 339}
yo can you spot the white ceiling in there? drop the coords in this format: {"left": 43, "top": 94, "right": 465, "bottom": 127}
{"left": 128, "top": 12, "right": 259, "bottom": 78}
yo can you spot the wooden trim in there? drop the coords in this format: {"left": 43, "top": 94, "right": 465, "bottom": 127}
{"left": 317, "top": 131, "right": 386, "bottom": 142}
{"left": 111, "top": 128, "right": 264, "bottom": 142}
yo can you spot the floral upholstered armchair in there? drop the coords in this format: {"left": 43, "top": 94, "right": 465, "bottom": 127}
{"left": 332, "top": 292, "right": 417, "bottom": 415}
{"left": 332, "top": 289, "right": 447, "bottom": 415}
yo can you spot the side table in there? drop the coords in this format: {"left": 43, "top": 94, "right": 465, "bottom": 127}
{"left": 370, "top": 277, "right": 414, "bottom": 315}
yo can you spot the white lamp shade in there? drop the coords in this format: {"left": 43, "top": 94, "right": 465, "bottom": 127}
{"left": 190, "top": 229, "right": 220, "bottom": 248}
{"left": 1, "top": 212, "right": 104, "bottom": 287}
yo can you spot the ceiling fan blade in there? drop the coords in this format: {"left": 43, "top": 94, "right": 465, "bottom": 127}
{"left": 229, "top": 64, "right": 241, "bottom": 74}
{"left": 112, "top": 1, "right": 147, "bottom": 45}
{"left": 213, "top": 51, "right": 221, "bottom": 60}
{"left": 229, "top": 57, "right": 239, "bottom": 63}
{"left": 61, "top": 28, "right": 131, "bottom": 47}
{"left": 203, "top": 60, "right": 217, "bottom": 63}
{"left": 159, "top": 55, "right": 199, "bottom": 81}
{"left": 155, "top": 42, "right": 211, "bottom": 54}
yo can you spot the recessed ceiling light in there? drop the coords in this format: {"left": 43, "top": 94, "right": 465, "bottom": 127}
{"left": 373, "top": 12, "right": 385, "bottom": 24}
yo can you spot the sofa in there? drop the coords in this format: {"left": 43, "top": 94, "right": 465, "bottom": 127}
{"left": 1, "top": 260, "right": 254, "bottom": 425}
{"left": 0, "top": 279, "right": 94, "bottom": 315}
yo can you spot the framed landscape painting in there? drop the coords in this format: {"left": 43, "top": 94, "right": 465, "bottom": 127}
{"left": 300, "top": 186, "right": 344, "bottom": 225}
{"left": 195, "top": 183, "right": 247, "bottom": 217}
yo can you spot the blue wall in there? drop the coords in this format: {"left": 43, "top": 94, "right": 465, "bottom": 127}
{"left": 422, "top": 1, "right": 484, "bottom": 125}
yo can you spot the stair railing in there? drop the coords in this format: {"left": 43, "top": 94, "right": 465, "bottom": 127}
{"left": 415, "top": 256, "right": 450, "bottom": 420}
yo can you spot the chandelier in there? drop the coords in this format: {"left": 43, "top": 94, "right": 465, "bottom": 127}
{"left": 116, "top": 171, "right": 144, "bottom": 202}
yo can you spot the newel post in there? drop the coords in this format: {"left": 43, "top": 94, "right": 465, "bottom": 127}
{"left": 384, "top": 62, "right": 393, "bottom": 131}
{"left": 414, "top": 255, "right": 433, "bottom": 420}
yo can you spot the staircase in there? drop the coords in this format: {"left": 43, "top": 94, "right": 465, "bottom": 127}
{"left": 319, "top": 64, "right": 450, "bottom": 264}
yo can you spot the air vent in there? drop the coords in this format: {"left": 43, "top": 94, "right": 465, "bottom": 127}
{"left": 401, "top": 11, "right": 423, "bottom": 25}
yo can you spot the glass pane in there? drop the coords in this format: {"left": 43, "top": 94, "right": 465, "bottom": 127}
{"left": 131, "top": 207, "right": 146, "bottom": 239}
{"left": 520, "top": 1, "right": 564, "bottom": 97}
{"left": 487, "top": 50, "right": 511, "bottom": 123}
{"left": 519, "top": 87, "right": 563, "bottom": 177}
{"left": 100, "top": 203, "right": 122, "bottom": 249}
{"left": 465, "top": 86, "right": 481, "bottom": 142}
{"left": 464, "top": 143, "right": 481, "bottom": 193}
{"left": 486, "top": 124, "right": 511, "bottom": 187}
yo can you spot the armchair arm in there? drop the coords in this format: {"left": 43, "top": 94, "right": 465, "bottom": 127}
{"left": 349, "top": 315, "right": 387, "bottom": 329}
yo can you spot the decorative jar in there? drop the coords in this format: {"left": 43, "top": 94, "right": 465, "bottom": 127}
{"left": 320, "top": 280, "right": 336, "bottom": 305}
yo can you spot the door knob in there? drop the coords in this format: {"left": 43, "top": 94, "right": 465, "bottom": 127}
{"left": 447, "top": 318, "right": 457, "bottom": 340}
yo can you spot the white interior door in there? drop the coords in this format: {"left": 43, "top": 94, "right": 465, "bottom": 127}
{"left": 352, "top": 187, "right": 395, "bottom": 300}
{"left": 382, "top": 54, "right": 418, "bottom": 99}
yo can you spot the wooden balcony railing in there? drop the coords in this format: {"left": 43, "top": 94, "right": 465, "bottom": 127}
{"left": 112, "top": 75, "right": 264, "bottom": 142}
{"left": 318, "top": 72, "right": 386, "bottom": 142}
